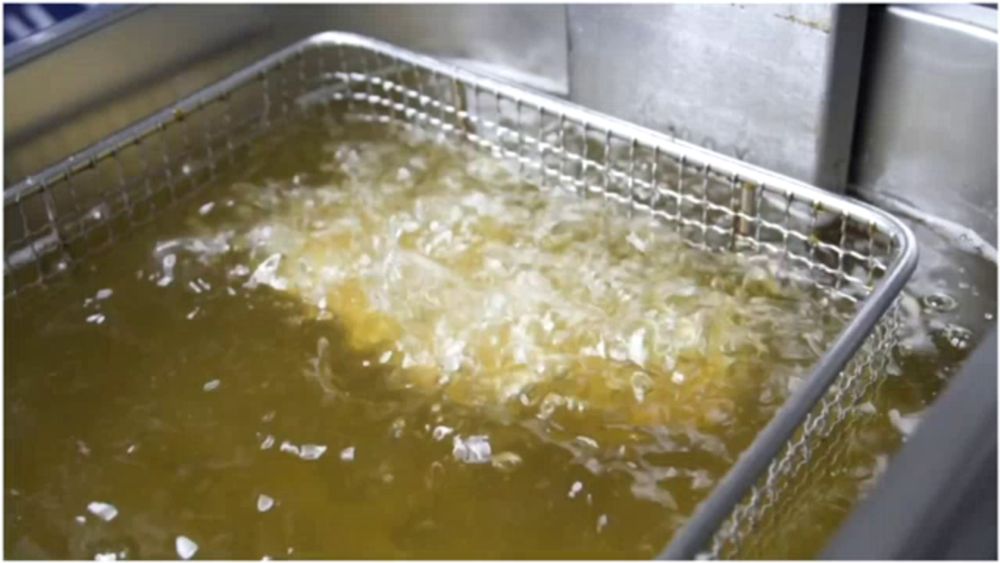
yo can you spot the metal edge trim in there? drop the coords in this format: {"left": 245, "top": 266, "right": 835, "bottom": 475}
{"left": 890, "top": 5, "right": 999, "bottom": 43}
{"left": 3, "top": 5, "right": 147, "bottom": 71}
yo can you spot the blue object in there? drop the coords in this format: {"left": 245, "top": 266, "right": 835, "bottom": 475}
{"left": 4, "top": 4, "right": 88, "bottom": 45}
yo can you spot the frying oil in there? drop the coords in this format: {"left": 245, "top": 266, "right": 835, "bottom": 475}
{"left": 5, "top": 120, "right": 990, "bottom": 558}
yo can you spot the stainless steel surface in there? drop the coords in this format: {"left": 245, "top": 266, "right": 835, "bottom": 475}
{"left": 850, "top": 4, "right": 998, "bottom": 247}
{"left": 3, "top": 5, "right": 141, "bottom": 70}
{"left": 566, "top": 4, "right": 867, "bottom": 193}
{"left": 3, "top": 5, "right": 567, "bottom": 185}
{"left": 3, "top": 31, "right": 917, "bottom": 559}
{"left": 317, "top": 4, "right": 568, "bottom": 95}
{"left": 4, "top": 5, "right": 278, "bottom": 183}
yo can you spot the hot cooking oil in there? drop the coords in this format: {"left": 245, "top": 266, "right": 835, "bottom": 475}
{"left": 4, "top": 119, "right": 990, "bottom": 559}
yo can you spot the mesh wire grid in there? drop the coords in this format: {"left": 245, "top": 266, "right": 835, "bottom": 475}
{"left": 702, "top": 301, "right": 906, "bottom": 558}
{"left": 3, "top": 32, "right": 917, "bottom": 558}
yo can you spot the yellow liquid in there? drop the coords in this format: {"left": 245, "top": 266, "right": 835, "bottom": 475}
{"left": 3, "top": 120, "right": 895, "bottom": 559}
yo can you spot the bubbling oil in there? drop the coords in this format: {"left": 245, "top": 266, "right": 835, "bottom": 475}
{"left": 180, "top": 121, "right": 846, "bottom": 430}
{"left": 7, "top": 119, "right": 945, "bottom": 560}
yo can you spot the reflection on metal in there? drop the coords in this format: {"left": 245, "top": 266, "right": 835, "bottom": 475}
{"left": 319, "top": 4, "right": 568, "bottom": 95}
{"left": 3, "top": 5, "right": 139, "bottom": 69}
{"left": 566, "top": 4, "right": 867, "bottom": 192}
{"left": 3, "top": 5, "right": 277, "bottom": 182}
{"left": 3, "top": 5, "right": 568, "bottom": 185}
{"left": 850, "top": 4, "right": 998, "bottom": 245}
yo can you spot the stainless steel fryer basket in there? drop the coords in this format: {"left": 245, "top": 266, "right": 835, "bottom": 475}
{"left": 3, "top": 32, "right": 918, "bottom": 558}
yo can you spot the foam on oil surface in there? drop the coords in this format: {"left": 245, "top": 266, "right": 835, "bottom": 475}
{"left": 164, "top": 121, "right": 844, "bottom": 427}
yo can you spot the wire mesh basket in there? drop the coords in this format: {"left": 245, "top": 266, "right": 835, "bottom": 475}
{"left": 3, "top": 32, "right": 917, "bottom": 558}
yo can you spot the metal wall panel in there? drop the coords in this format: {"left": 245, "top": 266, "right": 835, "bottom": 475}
{"left": 3, "top": 4, "right": 568, "bottom": 184}
{"left": 566, "top": 4, "right": 867, "bottom": 192}
{"left": 850, "top": 5, "right": 998, "bottom": 245}
{"left": 3, "top": 5, "right": 281, "bottom": 182}
{"left": 315, "top": 4, "right": 568, "bottom": 95}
